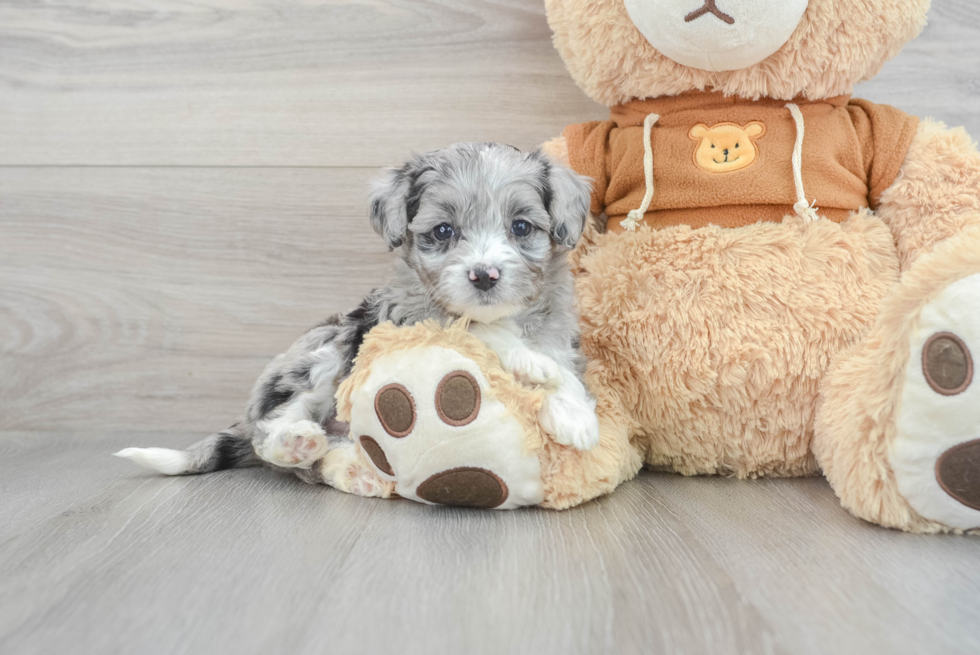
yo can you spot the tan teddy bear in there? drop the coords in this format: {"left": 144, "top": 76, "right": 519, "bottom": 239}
{"left": 537, "top": 0, "right": 980, "bottom": 532}
{"left": 338, "top": 0, "right": 980, "bottom": 533}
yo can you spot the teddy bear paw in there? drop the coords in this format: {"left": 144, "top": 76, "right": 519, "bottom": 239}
{"left": 891, "top": 272, "right": 980, "bottom": 530}
{"left": 260, "top": 420, "right": 330, "bottom": 468}
{"left": 539, "top": 392, "right": 600, "bottom": 451}
{"left": 346, "top": 346, "right": 545, "bottom": 509}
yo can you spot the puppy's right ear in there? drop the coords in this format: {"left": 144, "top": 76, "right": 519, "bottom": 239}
{"left": 368, "top": 156, "right": 431, "bottom": 251}
{"left": 368, "top": 166, "right": 410, "bottom": 250}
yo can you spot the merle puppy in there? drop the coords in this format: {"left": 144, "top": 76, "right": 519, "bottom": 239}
{"left": 117, "top": 143, "right": 599, "bottom": 494}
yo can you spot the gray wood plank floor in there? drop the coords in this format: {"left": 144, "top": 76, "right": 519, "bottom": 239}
{"left": 2, "top": 1, "right": 979, "bottom": 653}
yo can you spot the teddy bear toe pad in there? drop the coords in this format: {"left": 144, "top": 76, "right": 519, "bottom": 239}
{"left": 359, "top": 435, "right": 394, "bottom": 476}
{"left": 892, "top": 273, "right": 980, "bottom": 529}
{"left": 375, "top": 384, "right": 416, "bottom": 437}
{"left": 435, "top": 371, "right": 481, "bottom": 426}
{"left": 348, "top": 346, "right": 544, "bottom": 510}
{"left": 416, "top": 467, "right": 508, "bottom": 509}
{"left": 935, "top": 441, "right": 980, "bottom": 511}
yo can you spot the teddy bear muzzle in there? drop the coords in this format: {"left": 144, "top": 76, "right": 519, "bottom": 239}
{"left": 622, "top": 0, "right": 809, "bottom": 72}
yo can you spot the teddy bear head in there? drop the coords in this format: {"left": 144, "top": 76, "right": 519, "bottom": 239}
{"left": 545, "top": 0, "right": 931, "bottom": 106}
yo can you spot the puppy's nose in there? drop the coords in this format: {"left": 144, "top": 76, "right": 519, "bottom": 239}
{"left": 723, "top": 149, "right": 730, "bottom": 156}
{"left": 468, "top": 265, "right": 500, "bottom": 291}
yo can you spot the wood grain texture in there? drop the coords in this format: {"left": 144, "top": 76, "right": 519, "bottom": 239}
{"left": 1, "top": 431, "right": 979, "bottom": 655}
{"left": 1, "top": 0, "right": 977, "bottom": 167}
{"left": 0, "top": 167, "right": 391, "bottom": 432}
{"left": 0, "top": 0, "right": 605, "bottom": 167}
{"left": 2, "top": 1, "right": 980, "bottom": 653}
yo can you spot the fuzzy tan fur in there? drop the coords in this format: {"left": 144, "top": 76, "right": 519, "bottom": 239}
{"left": 571, "top": 211, "right": 900, "bottom": 479}
{"left": 815, "top": 224, "right": 980, "bottom": 533}
{"left": 545, "top": 0, "right": 930, "bottom": 106}
{"left": 878, "top": 119, "right": 980, "bottom": 269}
{"left": 537, "top": 369, "right": 643, "bottom": 509}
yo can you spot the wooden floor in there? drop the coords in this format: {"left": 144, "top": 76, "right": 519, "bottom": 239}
{"left": 2, "top": 1, "right": 979, "bottom": 653}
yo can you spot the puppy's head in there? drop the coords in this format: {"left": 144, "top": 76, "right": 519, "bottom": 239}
{"left": 369, "top": 143, "right": 591, "bottom": 323}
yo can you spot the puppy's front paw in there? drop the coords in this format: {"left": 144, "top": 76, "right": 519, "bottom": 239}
{"left": 539, "top": 394, "right": 600, "bottom": 451}
{"left": 321, "top": 441, "right": 391, "bottom": 498}
{"left": 262, "top": 420, "right": 330, "bottom": 468}
{"left": 506, "top": 349, "right": 561, "bottom": 388}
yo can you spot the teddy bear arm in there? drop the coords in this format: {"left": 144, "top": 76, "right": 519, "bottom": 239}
{"left": 876, "top": 119, "right": 980, "bottom": 270}
{"left": 540, "top": 135, "right": 570, "bottom": 166}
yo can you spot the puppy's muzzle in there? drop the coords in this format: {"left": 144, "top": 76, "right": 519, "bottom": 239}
{"left": 468, "top": 265, "right": 500, "bottom": 291}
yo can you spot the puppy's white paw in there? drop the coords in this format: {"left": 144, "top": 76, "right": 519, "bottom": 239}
{"left": 506, "top": 349, "right": 562, "bottom": 388}
{"left": 321, "top": 441, "right": 389, "bottom": 497}
{"left": 539, "top": 394, "right": 600, "bottom": 451}
{"left": 262, "top": 420, "right": 330, "bottom": 468}
{"left": 347, "top": 465, "right": 389, "bottom": 497}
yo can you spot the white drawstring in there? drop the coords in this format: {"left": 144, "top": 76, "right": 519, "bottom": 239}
{"left": 786, "top": 103, "right": 820, "bottom": 222}
{"left": 621, "top": 112, "right": 660, "bottom": 232}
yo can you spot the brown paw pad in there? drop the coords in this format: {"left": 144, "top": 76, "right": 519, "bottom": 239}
{"left": 416, "top": 467, "right": 508, "bottom": 509}
{"left": 359, "top": 435, "right": 394, "bottom": 476}
{"left": 375, "top": 383, "right": 416, "bottom": 437}
{"left": 923, "top": 332, "right": 973, "bottom": 396}
{"left": 435, "top": 371, "right": 481, "bottom": 427}
{"left": 936, "top": 439, "right": 980, "bottom": 511}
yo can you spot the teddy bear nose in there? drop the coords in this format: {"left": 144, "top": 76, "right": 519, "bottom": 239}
{"left": 723, "top": 148, "right": 730, "bottom": 156}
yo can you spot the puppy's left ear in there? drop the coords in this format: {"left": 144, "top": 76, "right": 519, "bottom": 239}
{"left": 535, "top": 152, "right": 592, "bottom": 249}
{"left": 368, "top": 154, "right": 432, "bottom": 251}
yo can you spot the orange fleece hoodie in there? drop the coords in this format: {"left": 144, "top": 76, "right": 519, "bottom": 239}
{"left": 563, "top": 91, "right": 919, "bottom": 233}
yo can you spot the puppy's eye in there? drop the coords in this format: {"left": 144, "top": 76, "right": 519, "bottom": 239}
{"left": 511, "top": 220, "right": 532, "bottom": 237}
{"left": 710, "top": 144, "right": 716, "bottom": 149}
{"left": 735, "top": 143, "right": 740, "bottom": 148}
{"left": 433, "top": 223, "right": 455, "bottom": 241}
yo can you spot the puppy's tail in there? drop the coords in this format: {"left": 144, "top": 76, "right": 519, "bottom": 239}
{"left": 114, "top": 425, "right": 259, "bottom": 476}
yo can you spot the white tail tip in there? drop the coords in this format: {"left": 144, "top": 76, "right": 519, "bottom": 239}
{"left": 114, "top": 447, "right": 192, "bottom": 475}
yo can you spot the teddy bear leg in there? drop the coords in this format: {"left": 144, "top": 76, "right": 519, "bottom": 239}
{"left": 814, "top": 224, "right": 980, "bottom": 533}
{"left": 536, "top": 381, "right": 645, "bottom": 509}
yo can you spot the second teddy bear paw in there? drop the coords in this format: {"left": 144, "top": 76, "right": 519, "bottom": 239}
{"left": 539, "top": 393, "right": 600, "bottom": 450}
{"left": 890, "top": 273, "right": 980, "bottom": 530}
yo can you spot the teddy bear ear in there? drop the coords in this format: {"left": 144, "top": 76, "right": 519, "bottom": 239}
{"left": 745, "top": 122, "right": 767, "bottom": 138}
{"left": 368, "top": 154, "right": 434, "bottom": 251}
{"left": 689, "top": 124, "right": 709, "bottom": 140}
{"left": 533, "top": 151, "right": 592, "bottom": 249}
